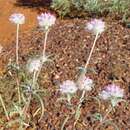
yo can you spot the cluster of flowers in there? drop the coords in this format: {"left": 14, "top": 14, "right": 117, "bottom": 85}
{"left": 9, "top": 12, "right": 56, "bottom": 30}
{"left": 9, "top": 12, "right": 56, "bottom": 72}
{"left": 59, "top": 76, "right": 94, "bottom": 94}
{"left": 86, "top": 19, "right": 105, "bottom": 35}
{"left": 99, "top": 84, "right": 124, "bottom": 106}
{"left": 60, "top": 79, "right": 124, "bottom": 106}
{"left": 9, "top": 12, "right": 124, "bottom": 107}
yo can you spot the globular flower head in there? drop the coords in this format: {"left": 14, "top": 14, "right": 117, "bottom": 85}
{"left": 59, "top": 80, "right": 77, "bottom": 94}
{"left": 9, "top": 13, "right": 25, "bottom": 25}
{"left": 37, "top": 12, "right": 56, "bottom": 30}
{"left": 99, "top": 84, "right": 124, "bottom": 106}
{"left": 86, "top": 19, "right": 105, "bottom": 35}
{"left": 27, "top": 57, "right": 42, "bottom": 73}
{"left": 77, "top": 76, "right": 94, "bottom": 91}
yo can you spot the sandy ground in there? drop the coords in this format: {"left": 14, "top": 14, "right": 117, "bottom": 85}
{"left": 0, "top": 0, "right": 37, "bottom": 47}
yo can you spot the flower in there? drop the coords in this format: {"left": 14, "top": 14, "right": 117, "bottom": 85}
{"left": 86, "top": 19, "right": 105, "bottom": 35}
{"left": 99, "top": 84, "right": 124, "bottom": 106}
{"left": 59, "top": 80, "right": 77, "bottom": 94}
{"left": 27, "top": 58, "right": 42, "bottom": 73}
{"left": 99, "top": 90, "right": 110, "bottom": 100}
{"left": 77, "top": 76, "right": 94, "bottom": 91}
{"left": 37, "top": 13, "right": 56, "bottom": 30}
{"left": 9, "top": 13, "right": 25, "bottom": 24}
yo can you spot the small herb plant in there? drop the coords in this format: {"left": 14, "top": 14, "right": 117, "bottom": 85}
{"left": 0, "top": 11, "right": 127, "bottom": 130}
{"left": 94, "top": 84, "right": 125, "bottom": 130}
{"left": 109, "top": 0, "right": 130, "bottom": 15}
{"left": 51, "top": 0, "right": 130, "bottom": 18}
{"left": 51, "top": 0, "right": 71, "bottom": 17}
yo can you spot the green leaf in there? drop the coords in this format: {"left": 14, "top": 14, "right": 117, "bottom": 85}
{"left": 93, "top": 113, "right": 103, "bottom": 121}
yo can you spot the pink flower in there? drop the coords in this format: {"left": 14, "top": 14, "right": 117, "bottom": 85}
{"left": 86, "top": 19, "right": 105, "bottom": 35}
{"left": 99, "top": 84, "right": 124, "bottom": 100}
{"left": 59, "top": 80, "right": 77, "bottom": 94}
{"left": 77, "top": 76, "right": 94, "bottom": 91}
{"left": 9, "top": 13, "right": 25, "bottom": 24}
{"left": 37, "top": 13, "right": 56, "bottom": 30}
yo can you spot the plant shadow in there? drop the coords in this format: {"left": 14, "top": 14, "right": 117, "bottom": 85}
{"left": 15, "top": 0, "right": 52, "bottom": 8}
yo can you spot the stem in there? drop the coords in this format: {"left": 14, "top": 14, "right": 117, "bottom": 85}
{"left": 16, "top": 24, "right": 19, "bottom": 66}
{"left": 32, "top": 71, "right": 37, "bottom": 89}
{"left": 22, "top": 94, "right": 32, "bottom": 118}
{"left": 42, "top": 29, "right": 49, "bottom": 58}
{"left": 102, "top": 106, "right": 113, "bottom": 122}
{"left": 77, "top": 32, "right": 99, "bottom": 88}
{"left": 74, "top": 90, "right": 86, "bottom": 126}
{"left": 95, "top": 106, "right": 113, "bottom": 130}
{"left": 0, "top": 94, "right": 10, "bottom": 120}
{"left": 79, "top": 90, "right": 86, "bottom": 102}
{"left": 15, "top": 24, "right": 21, "bottom": 104}
{"left": 61, "top": 115, "right": 69, "bottom": 130}
{"left": 33, "top": 107, "right": 41, "bottom": 118}
{"left": 85, "top": 33, "right": 99, "bottom": 69}
{"left": 16, "top": 75, "right": 21, "bottom": 104}
{"left": 35, "top": 30, "right": 50, "bottom": 82}
{"left": 67, "top": 94, "right": 71, "bottom": 105}
{"left": 33, "top": 93, "right": 45, "bottom": 122}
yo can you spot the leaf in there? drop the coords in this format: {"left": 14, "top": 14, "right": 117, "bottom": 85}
{"left": 93, "top": 113, "right": 103, "bottom": 121}
{"left": 74, "top": 104, "right": 81, "bottom": 126}
{"left": 33, "top": 93, "right": 44, "bottom": 122}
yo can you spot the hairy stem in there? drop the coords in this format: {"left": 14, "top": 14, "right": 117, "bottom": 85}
{"left": 16, "top": 24, "right": 21, "bottom": 104}
{"left": 0, "top": 94, "right": 10, "bottom": 120}
{"left": 16, "top": 75, "right": 21, "bottom": 104}
{"left": 32, "top": 71, "right": 37, "bottom": 89}
{"left": 33, "top": 93, "right": 45, "bottom": 122}
{"left": 16, "top": 24, "right": 19, "bottom": 66}
{"left": 67, "top": 94, "right": 71, "bottom": 105}
{"left": 22, "top": 94, "right": 32, "bottom": 119}
{"left": 42, "top": 29, "right": 49, "bottom": 58}
{"left": 74, "top": 90, "right": 86, "bottom": 126}
{"left": 61, "top": 115, "right": 69, "bottom": 130}
{"left": 85, "top": 33, "right": 99, "bottom": 69}
{"left": 35, "top": 30, "right": 50, "bottom": 82}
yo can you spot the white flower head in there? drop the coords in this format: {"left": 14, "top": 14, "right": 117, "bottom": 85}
{"left": 77, "top": 76, "right": 94, "bottom": 91}
{"left": 37, "top": 12, "right": 56, "bottom": 30}
{"left": 99, "top": 84, "right": 124, "bottom": 106}
{"left": 9, "top": 13, "right": 25, "bottom": 24}
{"left": 27, "top": 58, "right": 42, "bottom": 73}
{"left": 59, "top": 80, "right": 77, "bottom": 94}
{"left": 99, "top": 90, "right": 110, "bottom": 100}
{"left": 86, "top": 19, "right": 105, "bottom": 35}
